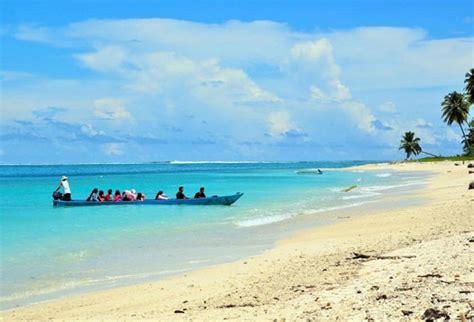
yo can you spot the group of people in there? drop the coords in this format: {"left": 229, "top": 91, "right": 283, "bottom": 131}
{"left": 86, "top": 188, "right": 146, "bottom": 202}
{"left": 54, "top": 176, "right": 207, "bottom": 202}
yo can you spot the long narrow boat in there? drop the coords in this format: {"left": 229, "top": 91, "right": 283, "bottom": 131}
{"left": 53, "top": 192, "right": 244, "bottom": 207}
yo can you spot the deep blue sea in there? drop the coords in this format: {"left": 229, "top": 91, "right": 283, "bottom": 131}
{"left": 0, "top": 161, "right": 429, "bottom": 309}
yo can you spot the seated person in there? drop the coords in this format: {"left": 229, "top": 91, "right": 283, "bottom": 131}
{"left": 194, "top": 187, "right": 206, "bottom": 198}
{"left": 97, "top": 190, "right": 105, "bottom": 201}
{"left": 104, "top": 189, "right": 113, "bottom": 201}
{"left": 123, "top": 189, "right": 137, "bottom": 201}
{"left": 176, "top": 186, "right": 188, "bottom": 199}
{"left": 113, "top": 190, "right": 122, "bottom": 201}
{"left": 136, "top": 192, "right": 145, "bottom": 201}
{"left": 155, "top": 191, "right": 169, "bottom": 200}
{"left": 86, "top": 188, "right": 98, "bottom": 201}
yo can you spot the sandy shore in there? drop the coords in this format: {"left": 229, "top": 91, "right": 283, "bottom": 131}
{"left": 2, "top": 161, "right": 473, "bottom": 321}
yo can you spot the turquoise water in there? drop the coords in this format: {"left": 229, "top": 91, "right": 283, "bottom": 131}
{"left": 0, "top": 162, "right": 428, "bottom": 309}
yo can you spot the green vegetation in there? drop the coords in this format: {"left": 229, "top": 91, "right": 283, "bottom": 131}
{"left": 398, "top": 68, "right": 474, "bottom": 160}
{"left": 413, "top": 156, "right": 474, "bottom": 162}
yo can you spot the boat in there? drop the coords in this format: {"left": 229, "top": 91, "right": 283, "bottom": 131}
{"left": 53, "top": 192, "right": 244, "bottom": 207}
{"left": 296, "top": 169, "right": 323, "bottom": 174}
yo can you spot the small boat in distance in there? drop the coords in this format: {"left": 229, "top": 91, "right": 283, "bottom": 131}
{"left": 53, "top": 192, "right": 244, "bottom": 207}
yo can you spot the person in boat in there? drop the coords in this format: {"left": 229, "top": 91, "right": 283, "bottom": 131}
{"left": 123, "top": 189, "right": 137, "bottom": 201}
{"left": 155, "top": 191, "right": 169, "bottom": 200}
{"left": 86, "top": 188, "right": 98, "bottom": 201}
{"left": 104, "top": 189, "right": 113, "bottom": 201}
{"left": 136, "top": 192, "right": 145, "bottom": 201}
{"left": 54, "top": 176, "right": 72, "bottom": 201}
{"left": 113, "top": 190, "right": 122, "bottom": 201}
{"left": 194, "top": 187, "right": 206, "bottom": 199}
{"left": 176, "top": 186, "right": 188, "bottom": 199}
{"left": 97, "top": 190, "right": 105, "bottom": 201}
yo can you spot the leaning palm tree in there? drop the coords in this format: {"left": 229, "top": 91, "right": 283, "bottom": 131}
{"left": 441, "top": 91, "right": 471, "bottom": 154}
{"left": 465, "top": 68, "right": 474, "bottom": 104}
{"left": 399, "top": 131, "right": 422, "bottom": 160}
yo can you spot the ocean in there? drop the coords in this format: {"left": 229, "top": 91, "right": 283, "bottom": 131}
{"left": 0, "top": 161, "right": 429, "bottom": 309}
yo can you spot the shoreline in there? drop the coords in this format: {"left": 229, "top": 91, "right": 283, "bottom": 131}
{"left": 2, "top": 161, "right": 473, "bottom": 320}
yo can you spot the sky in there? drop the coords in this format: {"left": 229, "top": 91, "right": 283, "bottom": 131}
{"left": 0, "top": 0, "right": 473, "bottom": 163}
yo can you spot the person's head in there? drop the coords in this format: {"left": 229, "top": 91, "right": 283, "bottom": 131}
{"left": 179, "top": 186, "right": 184, "bottom": 192}
{"left": 92, "top": 188, "right": 98, "bottom": 193}
{"left": 157, "top": 190, "right": 163, "bottom": 196}
{"left": 200, "top": 187, "right": 205, "bottom": 192}
{"left": 137, "top": 192, "right": 143, "bottom": 198}
{"left": 108, "top": 189, "right": 112, "bottom": 194}
{"left": 98, "top": 190, "right": 104, "bottom": 196}
{"left": 115, "top": 190, "right": 121, "bottom": 196}
{"left": 61, "top": 176, "right": 68, "bottom": 181}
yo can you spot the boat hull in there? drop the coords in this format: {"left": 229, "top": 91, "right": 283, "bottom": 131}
{"left": 53, "top": 193, "right": 244, "bottom": 207}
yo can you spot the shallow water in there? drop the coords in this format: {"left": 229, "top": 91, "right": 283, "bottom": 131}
{"left": 0, "top": 161, "right": 429, "bottom": 309}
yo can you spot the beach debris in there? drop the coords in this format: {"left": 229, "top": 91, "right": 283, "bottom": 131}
{"left": 402, "top": 310, "right": 414, "bottom": 316}
{"left": 395, "top": 286, "right": 414, "bottom": 291}
{"left": 174, "top": 309, "right": 185, "bottom": 314}
{"left": 351, "top": 252, "right": 416, "bottom": 260}
{"left": 469, "top": 181, "right": 474, "bottom": 190}
{"left": 468, "top": 163, "right": 474, "bottom": 168}
{"left": 376, "top": 294, "right": 388, "bottom": 300}
{"left": 320, "top": 302, "right": 332, "bottom": 310}
{"left": 341, "top": 185, "right": 357, "bottom": 192}
{"left": 351, "top": 252, "right": 371, "bottom": 259}
{"left": 421, "top": 308, "right": 450, "bottom": 321}
{"left": 418, "top": 274, "right": 442, "bottom": 278}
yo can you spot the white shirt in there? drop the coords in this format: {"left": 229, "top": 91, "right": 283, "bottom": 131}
{"left": 62, "top": 180, "right": 71, "bottom": 194}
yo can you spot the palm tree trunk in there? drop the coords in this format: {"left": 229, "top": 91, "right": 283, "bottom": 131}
{"left": 421, "top": 151, "right": 440, "bottom": 158}
{"left": 459, "top": 122, "right": 471, "bottom": 154}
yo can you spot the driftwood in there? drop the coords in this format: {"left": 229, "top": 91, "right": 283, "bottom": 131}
{"left": 351, "top": 252, "right": 416, "bottom": 260}
{"left": 418, "top": 274, "right": 442, "bottom": 278}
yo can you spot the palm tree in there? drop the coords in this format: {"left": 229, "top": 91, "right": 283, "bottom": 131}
{"left": 463, "top": 120, "right": 474, "bottom": 156}
{"left": 465, "top": 68, "right": 474, "bottom": 104}
{"left": 441, "top": 91, "right": 471, "bottom": 154}
{"left": 399, "top": 131, "right": 422, "bottom": 160}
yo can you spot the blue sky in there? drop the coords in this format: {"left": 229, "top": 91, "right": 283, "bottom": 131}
{"left": 1, "top": 0, "right": 473, "bottom": 163}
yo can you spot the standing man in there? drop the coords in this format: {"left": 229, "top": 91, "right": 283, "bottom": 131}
{"left": 194, "top": 187, "right": 206, "bottom": 198}
{"left": 55, "top": 176, "right": 71, "bottom": 201}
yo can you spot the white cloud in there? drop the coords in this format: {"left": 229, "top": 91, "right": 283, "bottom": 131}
{"left": 93, "top": 98, "right": 132, "bottom": 121}
{"left": 80, "top": 124, "right": 105, "bottom": 137}
{"left": 103, "top": 143, "right": 124, "bottom": 156}
{"left": 7, "top": 19, "right": 473, "bottom": 160}
{"left": 267, "top": 110, "right": 300, "bottom": 137}
{"left": 379, "top": 101, "right": 396, "bottom": 113}
{"left": 340, "top": 101, "right": 376, "bottom": 134}
{"left": 76, "top": 46, "right": 127, "bottom": 72}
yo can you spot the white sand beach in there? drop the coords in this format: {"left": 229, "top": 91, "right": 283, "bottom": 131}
{"left": 2, "top": 161, "right": 473, "bottom": 321}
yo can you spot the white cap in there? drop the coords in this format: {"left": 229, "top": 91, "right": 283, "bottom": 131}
{"left": 61, "top": 176, "right": 68, "bottom": 180}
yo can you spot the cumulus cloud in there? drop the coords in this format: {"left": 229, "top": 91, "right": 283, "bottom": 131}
{"left": 340, "top": 102, "right": 376, "bottom": 134}
{"left": 415, "top": 118, "right": 433, "bottom": 129}
{"left": 267, "top": 110, "right": 304, "bottom": 137}
{"left": 93, "top": 98, "right": 132, "bottom": 121}
{"left": 5, "top": 18, "right": 473, "bottom": 161}
{"left": 76, "top": 46, "right": 127, "bottom": 72}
